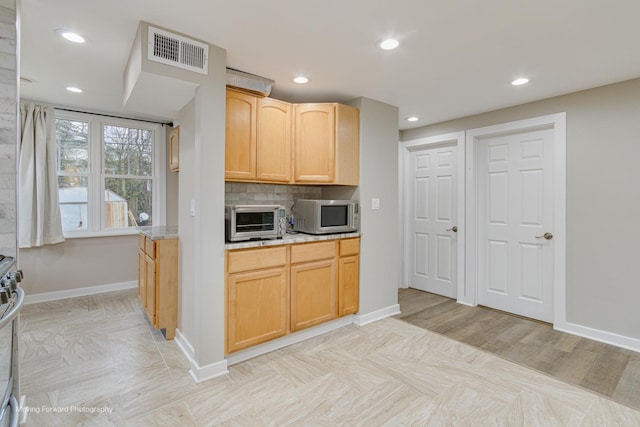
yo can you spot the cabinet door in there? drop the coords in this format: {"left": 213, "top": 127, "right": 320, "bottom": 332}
{"left": 227, "top": 267, "right": 288, "bottom": 353}
{"left": 290, "top": 259, "right": 336, "bottom": 331}
{"left": 138, "top": 248, "right": 146, "bottom": 305}
{"left": 257, "top": 97, "right": 292, "bottom": 183}
{"left": 145, "top": 254, "right": 156, "bottom": 325}
{"left": 169, "top": 126, "right": 180, "bottom": 172}
{"left": 294, "top": 104, "right": 335, "bottom": 183}
{"left": 339, "top": 255, "right": 359, "bottom": 316}
{"left": 225, "top": 89, "right": 257, "bottom": 180}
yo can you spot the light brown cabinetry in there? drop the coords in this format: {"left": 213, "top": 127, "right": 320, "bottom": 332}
{"left": 225, "top": 89, "right": 257, "bottom": 180}
{"left": 225, "top": 89, "right": 292, "bottom": 183}
{"left": 290, "top": 241, "right": 337, "bottom": 332}
{"left": 137, "top": 234, "right": 178, "bottom": 339}
{"left": 169, "top": 126, "right": 180, "bottom": 172}
{"left": 225, "top": 237, "right": 359, "bottom": 354}
{"left": 293, "top": 103, "right": 360, "bottom": 185}
{"left": 226, "top": 246, "right": 289, "bottom": 353}
{"left": 338, "top": 237, "right": 360, "bottom": 316}
{"left": 225, "top": 89, "right": 360, "bottom": 185}
{"left": 257, "top": 97, "right": 292, "bottom": 182}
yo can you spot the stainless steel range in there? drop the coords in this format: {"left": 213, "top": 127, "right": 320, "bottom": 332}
{"left": 0, "top": 255, "right": 23, "bottom": 427}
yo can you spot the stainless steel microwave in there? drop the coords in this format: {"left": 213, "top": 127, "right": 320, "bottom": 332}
{"left": 292, "top": 199, "right": 359, "bottom": 235}
{"left": 225, "top": 205, "right": 287, "bottom": 242}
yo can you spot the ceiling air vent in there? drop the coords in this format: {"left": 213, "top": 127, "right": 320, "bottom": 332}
{"left": 148, "top": 26, "right": 208, "bottom": 75}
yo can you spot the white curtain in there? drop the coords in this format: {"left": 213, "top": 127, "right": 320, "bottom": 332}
{"left": 18, "top": 103, "right": 65, "bottom": 248}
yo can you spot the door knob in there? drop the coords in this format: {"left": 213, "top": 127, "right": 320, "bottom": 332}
{"left": 535, "top": 232, "right": 553, "bottom": 240}
{"left": 446, "top": 226, "right": 458, "bottom": 233}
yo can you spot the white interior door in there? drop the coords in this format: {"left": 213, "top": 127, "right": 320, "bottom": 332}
{"left": 408, "top": 144, "right": 457, "bottom": 298}
{"left": 477, "top": 128, "right": 554, "bottom": 322}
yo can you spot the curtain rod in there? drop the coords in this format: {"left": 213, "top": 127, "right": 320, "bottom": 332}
{"left": 54, "top": 107, "right": 174, "bottom": 127}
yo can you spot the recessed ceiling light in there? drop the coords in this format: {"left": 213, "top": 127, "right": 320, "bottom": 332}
{"left": 511, "top": 77, "right": 529, "bottom": 86}
{"left": 293, "top": 76, "right": 309, "bottom": 84}
{"left": 57, "top": 30, "right": 85, "bottom": 43}
{"left": 407, "top": 116, "right": 419, "bottom": 122}
{"left": 66, "top": 86, "right": 83, "bottom": 93}
{"left": 379, "top": 39, "right": 399, "bottom": 50}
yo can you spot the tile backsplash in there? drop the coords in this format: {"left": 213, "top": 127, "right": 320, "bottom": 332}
{"left": 225, "top": 183, "right": 322, "bottom": 214}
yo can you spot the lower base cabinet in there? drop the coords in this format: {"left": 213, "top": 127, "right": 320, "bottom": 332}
{"left": 338, "top": 238, "right": 360, "bottom": 316}
{"left": 290, "top": 259, "right": 336, "bottom": 332}
{"left": 227, "top": 267, "right": 288, "bottom": 353}
{"left": 225, "top": 237, "right": 359, "bottom": 354}
{"left": 137, "top": 234, "right": 178, "bottom": 340}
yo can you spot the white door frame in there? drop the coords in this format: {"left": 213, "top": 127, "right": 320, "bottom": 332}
{"left": 465, "top": 113, "right": 566, "bottom": 324}
{"left": 398, "top": 132, "right": 466, "bottom": 302}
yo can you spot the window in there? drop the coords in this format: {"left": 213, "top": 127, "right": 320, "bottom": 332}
{"left": 55, "top": 112, "right": 165, "bottom": 237}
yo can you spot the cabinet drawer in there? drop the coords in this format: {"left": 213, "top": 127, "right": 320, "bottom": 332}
{"left": 291, "top": 241, "right": 336, "bottom": 264}
{"left": 228, "top": 246, "right": 287, "bottom": 273}
{"left": 138, "top": 234, "right": 146, "bottom": 251}
{"left": 145, "top": 237, "right": 156, "bottom": 258}
{"left": 340, "top": 238, "right": 360, "bottom": 256}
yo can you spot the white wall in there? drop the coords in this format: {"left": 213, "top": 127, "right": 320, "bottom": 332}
{"left": 402, "top": 78, "right": 640, "bottom": 341}
{"left": 192, "top": 74, "right": 227, "bottom": 368}
{"left": 176, "top": 44, "right": 227, "bottom": 372}
{"left": 20, "top": 235, "right": 137, "bottom": 294}
{"left": 177, "top": 98, "right": 195, "bottom": 343}
{"left": 345, "top": 97, "right": 400, "bottom": 315}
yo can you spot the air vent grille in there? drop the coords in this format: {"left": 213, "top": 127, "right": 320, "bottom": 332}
{"left": 148, "top": 26, "right": 208, "bottom": 75}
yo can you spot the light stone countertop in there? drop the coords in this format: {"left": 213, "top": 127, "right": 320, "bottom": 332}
{"left": 137, "top": 226, "right": 179, "bottom": 240}
{"left": 225, "top": 232, "right": 360, "bottom": 250}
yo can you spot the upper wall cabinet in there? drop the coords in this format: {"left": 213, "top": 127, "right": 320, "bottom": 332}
{"left": 225, "top": 89, "right": 360, "bottom": 186}
{"left": 225, "top": 89, "right": 257, "bottom": 181}
{"left": 294, "top": 103, "right": 359, "bottom": 186}
{"left": 225, "top": 89, "right": 292, "bottom": 183}
{"left": 256, "top": 97, "right": 292, "bottom": 183}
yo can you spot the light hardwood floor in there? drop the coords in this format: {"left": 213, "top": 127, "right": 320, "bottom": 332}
{"left": 19, "top": 289, "right": 640, "bottom": 426}
{"left": 397, "top": 287, "right": 640, "bottom": 412}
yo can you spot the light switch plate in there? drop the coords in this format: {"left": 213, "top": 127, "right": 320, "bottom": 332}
{"left": 190, "top": 199, "right": 196, "bottom": 217}
{"left": 371, "top": 198, "right": 381, "bottom": 210}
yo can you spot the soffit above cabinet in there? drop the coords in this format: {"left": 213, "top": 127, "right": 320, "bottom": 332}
{"left": 122, "top": 21, "right": 210, "bottom": 119}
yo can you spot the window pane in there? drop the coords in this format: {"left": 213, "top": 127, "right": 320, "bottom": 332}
{"left": 103, "top": 125, "right": 153, "bottom": 176}
{"left": 104, "top": 177, "right": 152, "bottom": 228}
{"left": 56, "top": 119, "right": 89, "bottom": 173}
{"left": 58, "top": 176, "right": 88, "bottom": 231}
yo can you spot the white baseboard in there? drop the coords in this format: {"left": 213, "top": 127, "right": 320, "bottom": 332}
{"left": 226, "top": 315, "right": 355, "bottom": 366}
{"left": 174, "top": 329, "right": 229, "bottom": 383}
{"left": 353, "top": 304, "right": 400, "bottom": 326}
{"left": 555, "top": 321, "right": 640, "bottom": 353}
{"left": 24, "top": 280, "right": 137, "bottom": 304}
{"left": 174, "top": 328, "right": 195, "bottom": 361}
{"left": 189, "top": 359, "right": 229, "bottom": 383}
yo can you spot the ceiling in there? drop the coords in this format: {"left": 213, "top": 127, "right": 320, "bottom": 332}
{"left": 20, "top": 0, "right": 640, "bottom": 130}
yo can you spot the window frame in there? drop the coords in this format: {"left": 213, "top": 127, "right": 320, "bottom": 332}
{"left": 55, "top": 110, "right": 166, "bottom": 238}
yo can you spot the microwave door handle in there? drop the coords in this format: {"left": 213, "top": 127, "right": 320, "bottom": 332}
{"left": 349, "top": 205, "right": 355, "bottom": 228}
